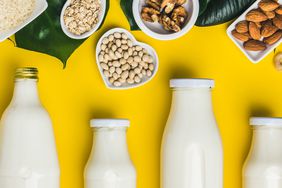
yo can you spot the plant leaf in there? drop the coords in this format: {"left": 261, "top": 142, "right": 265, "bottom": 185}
{"left": 196, "top": 0, "right": 256, "bottom": 26}
{"left": 15, "top": 0, "right": 110, "bottom": 67}
{"left": 120, "top": 0, "right": 140, "bottom": 30}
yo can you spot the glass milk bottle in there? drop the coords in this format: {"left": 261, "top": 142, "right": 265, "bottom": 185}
{"left": 243, "top": 117, "right": 282, "bottom": 188}
{"left": 161, "top": 79, "right": 223, "bottom": 188}
{"left": 0, "top": 67, "right": 60, "bottom": 188}
{"left": 85, "top": 119, "right": 136, "bottom": 188}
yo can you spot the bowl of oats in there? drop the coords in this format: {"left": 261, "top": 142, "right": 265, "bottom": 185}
{"left": 60, "top": 0, "right": 106, "bottom": 39}
{"left": 0, "top": 0, "right": 48, "bottom": 42}
{"left": 133, "top": 0, "right": 199, "bottom": 40}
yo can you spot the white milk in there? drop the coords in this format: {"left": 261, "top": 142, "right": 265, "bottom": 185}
{"left": 161, "top": 79, "right": 223, "bottom": 188}
{"left": 84, "top": 119, "right": 136, "bottom": 188}
{"left": 243, "top": 117, "right": 282, "bottom": 188}
{"left": 0, "top": 67, "right": 60, "bottom": 188}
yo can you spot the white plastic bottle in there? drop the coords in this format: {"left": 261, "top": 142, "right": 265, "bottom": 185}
{"left": 0, "top": 67, "right": 60, "bottom": 188}
{"left": 84, "top": 119, "right": 136, "bottom": 188}
{"left": 161, "top": 79, "right": 223, "bottom": 188}
{"left": 243, "top": 117, "right": 282, "bottom": 188}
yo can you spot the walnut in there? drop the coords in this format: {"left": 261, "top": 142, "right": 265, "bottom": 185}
{"left": 161, "top": 0, "right": 176, "bottom": 13}
{"left": 171, "top": 6, "right": 187, "bottom": 26}
{"left": 141, "top": 7, "right": 160, "bottom": 22}
{"left": 159, "top": 14, "right": 181, "bottom": 32}
{"left": 146, "top": 0, "right": 161, "bottom": 10}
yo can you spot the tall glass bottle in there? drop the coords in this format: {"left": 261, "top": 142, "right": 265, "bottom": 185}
{"left": 0, "top": 67, "right": 60, "bottom": 188}
{"left": 161, "top": 79, "right": 223, "bottom": 188}
{"left": 243, "top": 117, "right": 282, "bottom": 188}
{"left": 85, "top": 119, "right": 136, "bottom": 188}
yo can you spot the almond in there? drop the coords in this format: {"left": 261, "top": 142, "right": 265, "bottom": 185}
{"left": 263, "top": 30, "right": 282, "bottom": 44}
{"left": 264, "top": 11, "right": 276, "bottom": 18}
{"left": 249, "top": 22, "right": 261, "bottom": 40}
{"left": 232, "top": 30, "right": 250, "bottom": 42}
{"left": 246, "top": 9, "right": 268, "bottom": 22}
{"left": 258, "top": 0, "right": 279, "bottom": 12}
{"left": 273, "top": 15, "right": 282, "bottom": 29}
{"left": 235, "top": 21, "right": 249, "bottom": 33}
{"left": 275, "top": 6, "right": 282, "bottom": 14}
{"left": 261, "top": 21, "right": 278, "bottom": 37}
{"left": 244, "top": 40, "right": 266, "bottom": 51}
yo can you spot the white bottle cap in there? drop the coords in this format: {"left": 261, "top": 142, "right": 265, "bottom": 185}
{"left": 90, "top": 119, "right": 130, "bottom": 128}
{"left": 250, "top": 117, "right": 282, "bottom": 127}
{"left": 170, "top": 79, "right": 215, "bottom": 88}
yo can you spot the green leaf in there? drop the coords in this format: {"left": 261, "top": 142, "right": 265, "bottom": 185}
{"left": 15, "top": 0, "right": 110, "bottom": 67}
{"left": 196, "top": 0, "right": 256, "bottom": 26}
{"left": 120, "top": 0, "right": 140, "bottom": 30}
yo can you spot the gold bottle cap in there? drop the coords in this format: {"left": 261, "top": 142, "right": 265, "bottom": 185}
{"left": 15, "top": 67, "right": 38, "bottom": 80}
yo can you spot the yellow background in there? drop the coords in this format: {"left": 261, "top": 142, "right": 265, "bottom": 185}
{"left": 0, "top": 0, "right": 282, "bottom": 187}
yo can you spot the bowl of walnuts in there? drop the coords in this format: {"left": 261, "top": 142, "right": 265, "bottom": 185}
{"left": 132, "top": 0, "right": 199, "bottom": 40}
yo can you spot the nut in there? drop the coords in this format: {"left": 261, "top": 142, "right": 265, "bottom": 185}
{"left": 141, "top": 7, "right": 160, "bottom": 22}
{"left": 273, "top": 15, "right": 282, "bottom": 29}
{"left": 261, "top": 21, "right": 278, "bottom": 37}
{"left": 146, "top": 0, "right": 161, "bottom": 10}
{"left": 232, "top": 30, "right": 250, "bottom": 42}
{"left": 243, "top": 40, "right": 266, "bottom": 51}
{"left": 160, "top": 15, "right": 181, "bottom": 32}
{"left": 263, "top": 30, "right": 282, "bottom": 44}
{"left": 249, "top": 22, "right": 261, "bottom": 40}
{"left": 258, "top": 0, "right": 279, "bottom": 11}
{"left": 246, "top": 9, "right": 268, "bottom": 22}
{"left": 161, "top": 0, "right": 176, "bottom": 13}
{"left": 171, "top": 6, "right": 187, "bottom": 27}
{"left": 275, "top": 6, "right": 282, "bottom": 14}
{"left": 264, "top": 11, "right": 276, "bottom": 19}
{"left": 235, "top": 21, "right": 249, "bottom": 33}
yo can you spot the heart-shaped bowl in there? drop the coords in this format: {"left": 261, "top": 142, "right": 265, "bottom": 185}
{"left": 227, "top": 0, "right": 282, "bottom": 63}
{"left": 132, "top": 0, "right": 199, "bottom": 40}
{"left": 60, "top": 0, "right": 107, "bottom": 39}
{"left": 96, "top": 28, "right": 159, "bottom": 90}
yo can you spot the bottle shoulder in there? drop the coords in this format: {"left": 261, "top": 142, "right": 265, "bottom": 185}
{"left": 1, "top": 103, "right": 51, "bottom": 125}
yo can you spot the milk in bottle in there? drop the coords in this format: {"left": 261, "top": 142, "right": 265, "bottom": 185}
{"left": 85, "top": 119, "right": 136, "bottom": 188}
{"left": 243, "top": 117, "right": 282, "bottom": 188}
{"left": 161, "top": 79, "right": 223, "bottom": 188}
{"left": 0, "top": 67, "right": 60, "bottom": 188}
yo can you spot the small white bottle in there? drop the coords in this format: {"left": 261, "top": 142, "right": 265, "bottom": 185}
{"left": 161, "top": 79, "right": 223, "bottom": 188}
{"left": 84, "top": 119, "right": 136, "bottom": 188}
{"left": 0, "top": 67, "right": 60, "bottom": 188}
{"left": 243, "top": 117, "right": 282, "bottom": 188}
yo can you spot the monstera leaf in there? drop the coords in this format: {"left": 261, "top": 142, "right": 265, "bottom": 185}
{"left": 15, "top": 0, "right": 109, "bottom": 67}
{"left": 120, "top": 0, "right": 139, "bottom": 30}
{"left": 196, "top": 0, "right": 256, "bottom": 26}
{"left": 121, "top": 0, "right": 256, "bottom": 28}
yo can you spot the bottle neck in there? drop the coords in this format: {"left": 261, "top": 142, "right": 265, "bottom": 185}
{"left": 251, "top": 127, "right": 282, "bottom": 157}
{"left": 171, "top": 88, "right": 213, "bottom": 114}
{"left": 11, "top": 79, "right": 40, "bottom": 105}
{"left": 92, "top": 127, "right": 130, "bottom": 161}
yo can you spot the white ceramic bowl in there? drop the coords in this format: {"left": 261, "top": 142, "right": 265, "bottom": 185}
{"left": 60, "top": 0, "right": 106, "bottom": 39}
{"left": 96, "top": 28, "right": 159, "bottom": 90}
{"left": 0, "top": 0, "right": 48, "bottom": 42}
{"left": 132, "top": 0, "right": 199, "bottom": 40}
{"left": 227, "top": 0, "right": 282, "bottom": 63}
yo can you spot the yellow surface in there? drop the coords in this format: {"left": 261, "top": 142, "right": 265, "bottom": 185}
{"left": 0, "top": 0, "right": 282, "bottom": 188}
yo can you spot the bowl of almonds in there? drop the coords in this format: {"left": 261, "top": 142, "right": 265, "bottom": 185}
{"left": 96, "top": 28, "right": 159, "bottom": 89}
{"left": 132, "top": 0, "right": 199, "bottom": 40}
{"left": 227, "top": 0, "right": 282, "bottom": 63}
